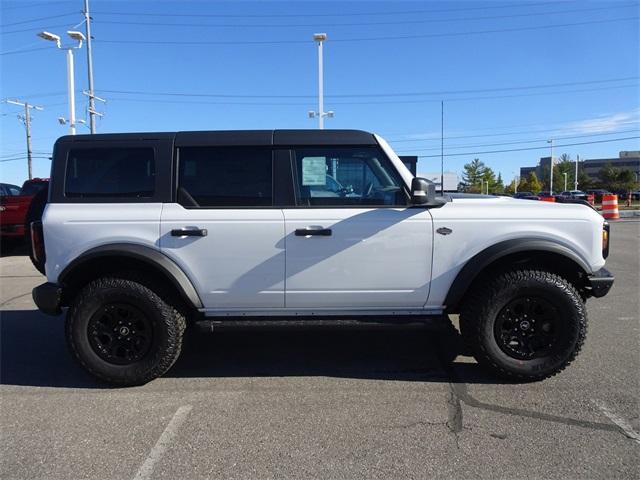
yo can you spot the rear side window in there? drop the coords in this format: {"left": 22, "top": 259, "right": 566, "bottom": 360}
{"left": 178, "top": 147, "right": 272, "bottom": 207}
{"left": 65, "top": 148, "right": 155, "bottom": 198}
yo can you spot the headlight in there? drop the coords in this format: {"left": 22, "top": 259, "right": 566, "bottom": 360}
{"left": 602, "top": 222, "right": 610, "bottom": 259}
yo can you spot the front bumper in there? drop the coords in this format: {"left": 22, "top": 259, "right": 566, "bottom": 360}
{"left": 586, "top": 268, "right": 614, "bottom": 298}
{"left": 32, "top": 282, "right": 63, "bottom": 315}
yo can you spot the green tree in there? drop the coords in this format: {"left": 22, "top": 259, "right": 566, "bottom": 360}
{"left": 527, "top": 172, "right": 542, "bottom": 193}
{"left": 461, "top": 158, "right": 487, "bottom": 192}
{"left": 493, "top": 172, "right": 505, "bottom": 193}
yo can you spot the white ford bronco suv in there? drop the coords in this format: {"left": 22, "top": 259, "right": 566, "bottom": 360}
{"left": 31, "top": 129, "right": 614, "bottom": 386}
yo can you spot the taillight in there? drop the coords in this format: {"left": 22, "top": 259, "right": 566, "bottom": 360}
{"left": 602, "top": 222, "right": 610, "bottom": 259}
{"left": 30, "top": 221, "right": 45, "bottom": 265}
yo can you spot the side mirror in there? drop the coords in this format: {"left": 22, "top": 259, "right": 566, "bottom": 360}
{"left": 410, "top": 177, "right": 437, "bottom": 205}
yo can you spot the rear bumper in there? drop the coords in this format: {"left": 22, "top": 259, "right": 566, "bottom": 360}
{"left": 32, "top": 282, "right": 63, "bottom": 315}
{"left": 586, "top": 268, "right": 614, "bottom": 298}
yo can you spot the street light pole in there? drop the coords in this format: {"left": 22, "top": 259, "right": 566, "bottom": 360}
{"left": 37, "top": 30, "right": 84, "bottom": 135}
{"left": 575, "top": 154, "right": 579, "bottom": 191}
{"left": 66, "top": 47, "right": 76, "bottom": 135}
{"left": 308, "top": 34, "right": 333, "bottom": 128}
{"left": 563, "top": 172, "right": 568, "bottom": 192}
{"left": 316, "top": 33, "right": 326, "bottom": 130}
{"left": 547, "top": 139, "right": 554, "bottom": 195}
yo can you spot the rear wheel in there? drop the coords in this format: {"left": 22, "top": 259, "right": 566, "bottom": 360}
{"left": 459, "top": 269, "right": 587, "bottom": 381}
{"left": 66, "top": 276, "right": 186, "bottom": 386}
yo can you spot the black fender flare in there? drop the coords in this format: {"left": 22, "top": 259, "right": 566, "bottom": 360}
{"left": 444, "top": 238, "right": 591, "bottom": 311}
{"left": 59, "top": 243, "right": 203, "bottom": 309}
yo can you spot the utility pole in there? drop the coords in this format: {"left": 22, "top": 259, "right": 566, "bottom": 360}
{"left": 547, "top": 139, "right": 554, "bottom": 195}
{"left": 84, "top": 0, "right": 97, "bottom": 133}
{"left": 5, "top": 100, "right": 44, "bottom": 180}
{"left": 575, "top": 154, "right": 579, "bottom": 191}
{"left": 440, "top": 100, "right": 444, "bottom": 195}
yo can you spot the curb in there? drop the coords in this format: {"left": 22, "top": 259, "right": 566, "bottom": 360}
{"left": 616, "top": 210, "right": 640, "bottom": 218}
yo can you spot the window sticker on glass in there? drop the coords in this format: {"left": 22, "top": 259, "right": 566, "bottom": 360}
{"left": 301, "top": 156, "right": 327, "bottom": 186}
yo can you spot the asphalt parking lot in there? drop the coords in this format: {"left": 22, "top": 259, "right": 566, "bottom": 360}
{"left": 1, "top": 220, "right": 638, "bottom": 479}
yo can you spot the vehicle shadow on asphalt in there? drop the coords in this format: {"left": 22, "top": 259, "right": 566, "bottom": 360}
{"left": 0, "top": 239, "right": 29, "bottom": 258}
{"left": 0, "top": 310, "right": 501, "bottom": 389}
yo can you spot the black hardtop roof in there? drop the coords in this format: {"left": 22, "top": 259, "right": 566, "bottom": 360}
{"left": 55, "top": 129, "right": 378, "bottom": 146}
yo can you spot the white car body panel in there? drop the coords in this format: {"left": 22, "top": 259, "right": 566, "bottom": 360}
{"left": 282, "top": 207, "right": 432, "bottom": 309}
{"left": 159, "top": 203, "right": 285, "bottom": 309}
{"left": 427, "top": 196, "right": 605, "bottom": 307}
{"left": 43, "top": 203, "right": 163, "bottom": 283}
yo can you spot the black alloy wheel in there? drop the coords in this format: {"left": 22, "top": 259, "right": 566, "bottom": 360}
{"left": 494, "top": 296, "right": 561, "bottom": 360}
{"left": 87, "top": 303, "right": 154, "bottom": 365}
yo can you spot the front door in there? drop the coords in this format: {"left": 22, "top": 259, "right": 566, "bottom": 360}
{"left": 283, "top": 146, "right": 433, "bottom": 310}
{"left": 160, "top": 146, "right": 285, "bottom": 310}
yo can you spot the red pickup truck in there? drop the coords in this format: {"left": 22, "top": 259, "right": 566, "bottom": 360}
{"left": 0, "top": 178, "right": 49, "bottom": 239}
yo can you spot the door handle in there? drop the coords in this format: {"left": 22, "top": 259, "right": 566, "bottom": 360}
{"left": 295, "top": 227, "right": 332, "bottom": 237}
{"left": 171, "top": 228, "right": 208, "bottom": 237}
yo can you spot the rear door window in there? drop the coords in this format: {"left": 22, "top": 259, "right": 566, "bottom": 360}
{"left": 65, "top": 148, "right": 155, "bottom": 198}
{"left": 177, "top": 147, "right": 272, "bottom": 207}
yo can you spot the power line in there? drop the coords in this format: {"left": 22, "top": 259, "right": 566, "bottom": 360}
{"left": 92, "top": 4, "right": 636, "bottom": 29}
{"left": 92, "top": 1, "right": 560, "bottom": 18}
{"left": 0, "top": 46, "right": 50, "bottom": 56}
{"left": 98, "top": 76, "right": 638, "bottom": 100}
{"left": 100, "top": 83, "right": 637, "bottom": 108}
{"left": 0, "top": 1, "right": 70, "bottom": 11}
{"left": 417, "top": 136, "right": 640, "bottom": 158}
{"left": 396, "top": 129, "right": 640, "bottom": 153}
{"left": 94, "top": 17, "right": 639, "bottom": 46}
{"left": 388, "top": 122, "right": 640, "bottom": 143}
{"left": 0, "top": 12, "right": 76, "bottom": 28}
{"left": 2, "top": 23, "right": 74, "bottom": 35}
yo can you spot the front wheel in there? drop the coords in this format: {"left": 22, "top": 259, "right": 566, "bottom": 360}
{"left": 459, "top": 269, "right": 587, "bottom": 381}
{"left": 66, "top": 276, "right": 186, "bottom": 386}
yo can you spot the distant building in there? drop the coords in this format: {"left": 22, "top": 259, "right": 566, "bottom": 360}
{"left": 582, "top": 151, "right": 639, "bottom": 181}
{"left": 418, "top": 172, "right": 459, "bottom": 192}
{"left": 520, "top": 156, "right": 554, "bottom": 180}
{"left": 519, "top": 152, "right": 640, "bottom": 184}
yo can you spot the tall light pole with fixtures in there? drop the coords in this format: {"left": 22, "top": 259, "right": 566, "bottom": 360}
{"left": 547, "top": 139, "right": 554, "bottom": 195}
{"left": 308, "top": 33, "right": 333, "bottom": 129}
{"left": 575, "top": 154, "right": 579, "bottom": 191}
{"left": 38, "top": 30, "right": 85, "bottom": 135}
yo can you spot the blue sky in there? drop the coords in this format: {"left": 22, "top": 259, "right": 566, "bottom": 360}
{"left": 1, "top": 0, "right": 639, "bottom": 186}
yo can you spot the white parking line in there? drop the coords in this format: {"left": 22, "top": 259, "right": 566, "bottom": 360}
{"left": 593, "top": 400, "right": 640, "bottom": 445}
{"left": 133, "top": 405, "right": 193, "bottom": 480}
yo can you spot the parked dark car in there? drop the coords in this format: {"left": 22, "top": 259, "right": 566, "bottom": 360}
{"left": 513, "top": 191, "right": 540, "bottom": 200}
{"left": 559, "top": 190, "right": 588, "bottom": 201}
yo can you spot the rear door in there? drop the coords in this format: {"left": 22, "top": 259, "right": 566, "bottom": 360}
{"left": 160, "top": 143, "right": 285, "bottom": 311}
{"left": 283, "top": 145, "right": 433, "bottom": 310}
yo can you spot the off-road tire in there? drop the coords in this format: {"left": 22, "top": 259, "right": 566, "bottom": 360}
{"left": 459, "top": 269, "right": 587, "bottom": 382}
{"left": 66, "top": 276, "right": 186, "bottom": 386}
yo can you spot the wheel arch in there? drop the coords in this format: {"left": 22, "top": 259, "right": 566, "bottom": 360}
{"left": 445, "top": 239, "right": 591, "bottom": 313}
{"left": 59, "top": 243, "right": 203, "bottom": 310}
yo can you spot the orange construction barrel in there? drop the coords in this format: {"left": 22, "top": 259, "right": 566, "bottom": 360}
{"left": 540, "top": 196, "right": 556, "bottom": 202}
{"left": 601, "top": 194, "right": 620, "bottom": 220}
